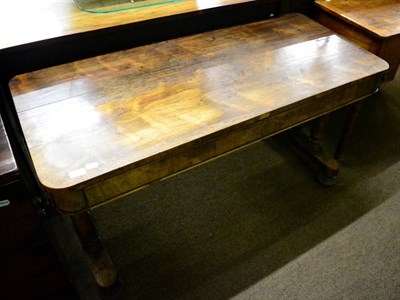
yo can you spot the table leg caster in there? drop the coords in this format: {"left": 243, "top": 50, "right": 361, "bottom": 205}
{"left": 99, "top": 277, "right": 124, "bottom": 300}
{"left": 317, "top": 169, "right": 337, "bottom": 186}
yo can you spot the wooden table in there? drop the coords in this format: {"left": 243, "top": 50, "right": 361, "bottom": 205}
{"left": 314, "top": 0, "right": 400, "bottom": 83}
{"left": 8, "top": 12, "right": 388, "bottom": 296}
{"left": 313, "top": 0, "right": 400, "bottom": 161}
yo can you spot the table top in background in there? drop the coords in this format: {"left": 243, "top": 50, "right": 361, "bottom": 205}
{"left": 0, "top": 0, "right": 258, "bottom": 51}
{"left": 315, "top": 0, "right": 400, "bottom": 38}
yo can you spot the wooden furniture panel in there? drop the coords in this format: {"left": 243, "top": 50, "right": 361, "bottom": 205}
{"left": 0, "top": 181, "right": 75, "bottom": 300}
{"left": 0, "top": 117, "right": 73, "bottom": 300}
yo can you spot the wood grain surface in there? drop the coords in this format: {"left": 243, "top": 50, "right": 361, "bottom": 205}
{"left": 315, "top": 0, "right": 400, "bottom": 38}
{"left": 0, "top": 0, "right": 258, "bottom": 51}
{"left": 9, "top": 14, "right": 388, "bottom": 212}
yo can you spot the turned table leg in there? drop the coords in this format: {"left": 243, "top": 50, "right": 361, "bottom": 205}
{"left": 309, "top": 113, "right": 331, "bottom": 153}
{"left": 278, "top": 113, "right": 340, "bottom": 186}
{"left": 334, "top": 101, "right": 363, "bottom": 160}
{"left": 70, "top": 211, "right": 123, "bottom": 299}
{"left": 309, "top": 114, "right": 340, "bottom": 185}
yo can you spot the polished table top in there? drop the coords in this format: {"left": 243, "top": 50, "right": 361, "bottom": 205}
{"left": 0, "top": 0, "right": 259, "bottom": 51}
{"left": 315, "top": 0, "right": 400, "bottom": 38}
{"left": 9, "top": 14, "right": 388, "bottom": 211}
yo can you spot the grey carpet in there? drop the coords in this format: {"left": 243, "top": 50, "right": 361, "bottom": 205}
{"left": 47, "top": 70, "right": 400, "bottom": 300}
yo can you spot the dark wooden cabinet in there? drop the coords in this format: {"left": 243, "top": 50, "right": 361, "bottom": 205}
{"left": 0, "top": 118, "right": 75, "bottom": 300}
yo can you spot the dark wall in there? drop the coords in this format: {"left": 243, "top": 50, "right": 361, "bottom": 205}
{"left": 280, "top": 0, "right": 315, "bottom": 16}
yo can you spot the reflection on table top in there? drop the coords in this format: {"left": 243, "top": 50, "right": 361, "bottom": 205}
{"left": 315, "top": 0, "right": 400, "bottom": 38}
{"left": 73, "top": 0, "right": 185, "bottom": 14}
{"left": 9, "top": 14, "right": 388, "bottom": 192}
{"left": 0, "top": 117, "right": 18, "bottom": 183}
{"left": 0, "top": 0, "right": 257, "bottom": 51}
